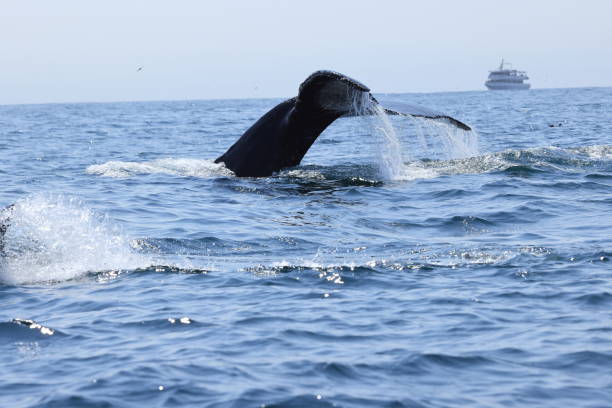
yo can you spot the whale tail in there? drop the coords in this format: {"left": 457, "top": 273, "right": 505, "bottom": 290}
{"left": 296, "top": 70, "right": 371, "bottom": 114}
{"left": 216, "top": 71, "right": 372, "bottom": 177}
{"left": 379, "top": 100, "right": 471, "bottom": 131}
{"left": 215, "top": 70, "right": 472, "bottom": 177}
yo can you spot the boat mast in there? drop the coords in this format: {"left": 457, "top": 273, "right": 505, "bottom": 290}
{"left": 499, "top": 58, "right": 504, "bottom": 70}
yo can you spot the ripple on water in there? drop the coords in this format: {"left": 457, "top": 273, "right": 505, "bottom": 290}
{"left": 1, "top": 91, "right": 612, "bottom": 408}
{"left": 0, "top": 319, "right": 63, "bottom": 341}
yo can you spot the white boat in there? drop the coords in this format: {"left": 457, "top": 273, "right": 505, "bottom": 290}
{"left": 485, "top": 59, "right": 530, "bottom": 90}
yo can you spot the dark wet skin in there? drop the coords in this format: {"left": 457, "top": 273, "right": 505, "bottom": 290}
{"left": 215, "top": 70, "right": 470, "bottom": 177}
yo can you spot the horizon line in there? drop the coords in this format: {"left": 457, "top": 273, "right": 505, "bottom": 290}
{"left": 1, "top": 85, "right": 609, "bottom": 107}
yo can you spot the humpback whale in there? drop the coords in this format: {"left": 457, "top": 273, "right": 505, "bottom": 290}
{"left": 0, "top": 72, "right": 471, "bottom": 250}
{"left": 215, "top": 70, "right": 471, "bottom": 177}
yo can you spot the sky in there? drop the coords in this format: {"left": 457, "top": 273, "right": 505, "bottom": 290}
{"left": 1, "top": 0, "right": 611, "bottom": 104}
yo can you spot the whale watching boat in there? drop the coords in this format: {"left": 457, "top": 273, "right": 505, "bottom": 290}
{"left": 485, "top": 59, "right": 530, "bottom": 90}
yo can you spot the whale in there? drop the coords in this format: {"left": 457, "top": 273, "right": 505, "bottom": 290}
{"left": 215, "top": 70, "right": 471, "bottom": 177}
{"left": 0, "top": 72, "right": 471, "bottom": 250}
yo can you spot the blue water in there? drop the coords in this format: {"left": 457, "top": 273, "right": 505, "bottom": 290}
{"left": 1, "top": 87, "right": 611, "bottom": 407}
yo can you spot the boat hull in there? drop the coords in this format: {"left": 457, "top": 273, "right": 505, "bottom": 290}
{"left": 485, "top": 81, "right": 530, "bottom": 90}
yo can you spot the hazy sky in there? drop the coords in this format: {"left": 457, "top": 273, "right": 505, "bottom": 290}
{"left": 1, "top": 0, "right": 611, "bottom": 104}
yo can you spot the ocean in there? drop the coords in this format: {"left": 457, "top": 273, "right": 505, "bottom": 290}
{"left": 1, "top": 86, "right": 611, "bottom": 407}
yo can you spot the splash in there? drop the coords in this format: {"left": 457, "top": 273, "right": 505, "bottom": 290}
{"left": 349, "top": 93, "right": 405, "bottom": 180}
{"left": 570, "top": 145, "right": 612, "bottom": 160}
{"left": 86, "top": 158, "right": 233, "bottom": 178}
{"left": 380, "top": 144, "right": 612, "bottom": 179}
{"left": 409, "top": 116, "right": 480, "bottom": 160}
{"left": 350, "top": 94, "right": 479, "bottom": 181}
{"left": 0, "top": 195, "right": 152, "bottom": 285}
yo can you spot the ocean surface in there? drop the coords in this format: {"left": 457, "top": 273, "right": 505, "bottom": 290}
{"left": 1, "top": 86, "right": 611, "bottom": 407}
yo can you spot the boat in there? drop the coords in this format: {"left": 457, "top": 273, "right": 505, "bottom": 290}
{"left": 485, "top": 59, "right": 530, "bottom": 90}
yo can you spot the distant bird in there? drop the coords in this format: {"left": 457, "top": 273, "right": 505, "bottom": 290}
{"left": 136, "top": 67, "right": 143, "bottom": 72}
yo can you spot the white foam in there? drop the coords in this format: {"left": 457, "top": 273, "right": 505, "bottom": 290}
{"left": 279, "top": 169, "right": 326, "bottom": 180}
{"left": 0, "top": 195, "right": 152, "bottom": 285}
{"left": 86, "top": 158, "right": 234, "bottom": 178}
{"left": 572, "top": 145, "right": 612, "bottom": 160}
{"left": 389, "top": 143, "right": 612, "bottom": 180}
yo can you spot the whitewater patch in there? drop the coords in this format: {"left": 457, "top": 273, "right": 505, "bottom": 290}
{"left": 0, "top": 195, "right": 153, "bottom": 285}
{"left": 570, "top": 145, "right": 612, "bottom": 160}
{"left": 86, "top": 158, "right": 234, "bottom": 178}
{"left": 243, "top": 244, "right": 531, "bottom": 280}
{"left": 392, "top": 144, "right": 612, "bottom": 181}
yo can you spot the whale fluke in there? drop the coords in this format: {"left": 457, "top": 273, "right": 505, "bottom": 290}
{"left": 215, "top": 71, "right": 370, "bottom": 177}
{"left": 215, "top": 70, "right": 471, "bottom": 177}
{"left": 380, "top": 101, "right": 472, "bottom": 131}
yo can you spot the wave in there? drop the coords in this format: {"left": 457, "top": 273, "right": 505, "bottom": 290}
{"left": 86, "top": 158, "right": 233, "bottom": 178}
{"left": 1, "top": 193, "right": 599, "bottom": 286}
{"left": 0, "top": 319, "right": 64, "bottom": 340}
{"left": 119, "top": 316, "right": 199, "bottom": 330}
{"left": 263, "top": 144, "right": 612, "bottom": 183}
{"left": 390, "top": 144, "right": 612, "bottom": 181}
{"left": 570, "top": 145, "right": 612, "bottom": 159}
{"left": 240, "top": 246, "right": 531, "bottom": 279}
{"left": 0, "top": 195, "right": 153, "bottom": 285}
{"left": 84, "top": 144, "right": 611, "bottom": 184}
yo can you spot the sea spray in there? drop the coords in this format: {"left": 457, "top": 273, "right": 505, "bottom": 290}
{"left": 0, "top": 195, "right": 152, "bottom": 284}
{"left": 410, "top": 116, "right": 479, "bottom": 160}
{"left": 351, "top": 93, "right": 479, "bottom": 180}
{"left": 350, "top": 93, "right": 407, "bottom": 180}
